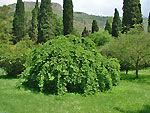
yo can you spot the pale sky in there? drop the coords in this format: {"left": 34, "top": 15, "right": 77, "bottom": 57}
{"left": 0, "top": 0, "right": 149, "bottom": 17}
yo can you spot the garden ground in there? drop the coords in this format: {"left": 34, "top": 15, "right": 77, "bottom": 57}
{"left": 0, "top": 69, "right": 150, "bottom": 113}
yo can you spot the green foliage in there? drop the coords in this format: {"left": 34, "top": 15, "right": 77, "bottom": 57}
{"left": 103, "top": 58, "right": 120, "bottom": 86}
{"left": 0, "top": 39, "right": 34, "bottom": 77}
{"left": 54, "top": 17, "right": 63, "bottom": 36}
{"left": 0, "top": 6, "right": 13, "bottom": 44}
{"left": 92, "top": 20, "right": 99, "bottom": 33}
{"left": 90, "top": 30, "right": 114, "bottom": 47}
{"left": 38, "top": 0, "right": 55, "bottom": 43}
{"left": 29, "top": 0, "right": 39, "bottom": 42}
{"left": 72, "top": 28, "right": 80, "bottom": 37}
{"left": 82, "top": 27, "right": 89, "bottom": 37}
{"left": 104, "top": 20, "right": 112, "bottom": 34}
{"left": 20, "top": 35, "right": 120, "bottom": 95}
{"left": 148, "top": 12, "right": 150, "bottom": 33}
{"left": 101, "top": 27, "right": 150, "bottom": 78}
{"left": 13, "top": 0, "right": 25, "bottom": 43}
{"left": 112, "top": 8, "right": 122, "bottom": 37}
{"left": 122, "top": 0, "right": 143, "bottom": 32}
{"left": 63, "top": 0, "right": 73, "bottom": 35}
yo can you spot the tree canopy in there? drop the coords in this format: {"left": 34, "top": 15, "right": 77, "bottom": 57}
{"left": 38, "top": 0, "right": 54, "bottom": 43}
{"left": 122, "top": 0, "right": 143, "bottom": 32}
{"left": 63, "top": 0, "right": 73, "bottom": 35}
{"left": 92, "top": 20, "right": 99, "bottom": 33}
{"left": 13, "top": 0, "right": 25, "bottom": 43}
{"left": 112, "top": 8, "right": 121, "bottom": 37}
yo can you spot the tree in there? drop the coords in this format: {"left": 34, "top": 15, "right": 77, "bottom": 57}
{"left": 0, "top": 6, "right": 12, "bottom": 44}
{"left": 29, "top": 0, "right": 39, "bottom": 42}
{"left": 122, "top": 0, "right": 143, "bottom": 32}
{"left": 90, "top": 30, "right": 113, "bottom": 47}
{"left": 92, "top": 20, "right": 99, "bottom": 33}
{"left": 38, "top": 0, "right": 54, "bottom": 43}
{"left": 101, "top": 27, "right": 150, "bottom": 78}
{"left": 54, "top": 17, "right": 63, "bottom": 36}
{"left": 13, "top": 0, "right": 25, "bottom": 43}
{"left": 148, "top": 12, "right": 150, "bottom": 32}
{"left": 81, "top": 27, "right": 89, "bottom": 37}
{"left": 105, "top": 20, "right": 112, "bottom": 34}
{"left": 112, "top": 8, "right": 122, "bottom": 37}
{"left": 63, "top": 0, "right": 73, "bottom": 35}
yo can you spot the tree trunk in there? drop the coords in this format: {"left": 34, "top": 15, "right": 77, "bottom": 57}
{"left": 126, "top": 70, "right": 128, "bottom": 75}
{"left": 135, "top": 60, "right": 139, "bottom": 78}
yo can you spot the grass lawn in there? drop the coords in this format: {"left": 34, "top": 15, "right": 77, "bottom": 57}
{"left": 0, "top": 69, "right": 150, "bottom": 113}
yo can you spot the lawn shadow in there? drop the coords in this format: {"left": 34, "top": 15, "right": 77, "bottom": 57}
{"left": 19, "top": 81, "right": 85, "bottom": 96}
{"left": 114, "top": 105, "right": 150, "bottom": 113}
{"left": 0, "top": 75, "right": 18, "bottom": 79}
{"left": 120, "top": 72, "right": 150, "bottom": 85}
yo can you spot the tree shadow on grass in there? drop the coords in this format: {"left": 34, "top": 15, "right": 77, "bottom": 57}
{"left": 120, "top": 73, "right": 150, "bottom": 85}
{"left": 114, "top": 105, "right": 150, "bottom": 113}
{"left": 0, "top": 75, "right": 18, "bottom": 79}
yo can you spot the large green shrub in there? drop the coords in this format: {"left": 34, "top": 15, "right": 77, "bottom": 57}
{"left": 0, "top": 39, "right": 34, "bottom": 77}
{"left": 90, "top": 30, "right": 113, "bottom": 47}
{"left": 20, "top": 35, "right": 120, "bottom": 95}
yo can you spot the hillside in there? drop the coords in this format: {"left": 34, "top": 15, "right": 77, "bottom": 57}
{"left": 8, "top": 2, "right": 148, "bottom": 34}
{"left": 8, "top": 2, "right": 109, "bottom": 34}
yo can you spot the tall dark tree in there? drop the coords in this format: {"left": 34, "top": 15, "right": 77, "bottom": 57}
{"left": 13, "top": 0, "right": 25, "bottom": 43}
{"left": 82, "top": 27, "right": 89, "bottom": 37}
{"left": 105, "top": 20, "right": 112, "bottom": 34}
{"left": 63, "top": 0, "right": 73, "bottom": 35}
{"left": 29, "top": 0, "right": 39, "bottom": 42}
{"left": 122, "top": 0, "right": 143, "bottom": 31}
{"left": 38, "top": 0, "right": 54, "bottom": 43}
{"left": 92, "top": 20, "right": 99, "bottom": 33}
{"left": 148, "top": 12, "right": 150, "bottom": 33}
{"left": 112, "top": 8, "right": 122, "bottom": 37}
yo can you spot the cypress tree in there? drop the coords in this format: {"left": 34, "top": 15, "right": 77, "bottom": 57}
{"left": 92, "top": 20, "right": 99, "bottom": 33}
{"left": 82, "top": 27, "right": 89, "bottom": 37}
{"left": 122, "top": 0, "right": 143, "bottom": 31}
{"left": 13, "top": 0, "right": 25, "bottom": 43}
{"left": 112, "top": 8, "right": 122, "bottom": 37}
{"left": 105, "top": 20, "right": 112, "bottom": 34}
{"left": 30, "top": 0, "right": 39, "bottom": 42}
{"left": 63, "top": 0, "right": 73, "bottom": 35}
{"left": 38, "top": 0, "right": 54, "bottom": 43}
{"left": 148, "top": 12, "right": 150, "bottom": 32}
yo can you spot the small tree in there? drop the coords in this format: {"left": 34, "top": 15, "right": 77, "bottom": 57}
{"left": 90, "top": 30, "right": 113, "bottom": 47}
{"left": 29, "top": 0, "right": 39, "bottom": 42}
{"left": 63, "top": 0, "right": 73, "bottom": 35}
{"left": 82, "top": 27, "right": 89, "bottom": 37}
{"left": 92, "top": 20, "right": 99, "bottom": 33}
{"left": 112, "top": 8, "right": 122, "bottom": 37}
{"left": 148, "top": 12, "right": 150, "bottom": 33}
{"left": 101, "top": 26, "right": 150, "bottom": 78}
{"left": 13, "top": 0, "right": 25, "bottom": 43}
{"left": 104, "top": 20, "right": 112, "bottom": 34}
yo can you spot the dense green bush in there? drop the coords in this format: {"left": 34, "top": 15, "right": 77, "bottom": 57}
{"left": 103, "top": 58, "right": 120, "bottom": 86}
{"left": 0, "top": 39, "right": 34, "bottom": 77}
{"left": 20, "top": 35, "right": 120, "bottom": 95}
{"left": 90, "top": 30, "right": 113, "bottom": 47}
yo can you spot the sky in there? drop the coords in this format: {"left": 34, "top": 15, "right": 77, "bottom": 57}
{"left": 0, "top": 0, "right": 150, "bottom": 17}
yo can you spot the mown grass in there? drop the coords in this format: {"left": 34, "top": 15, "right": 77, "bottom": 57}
{"left": 0, "top": 69, "right": 150, "bottom": 113}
